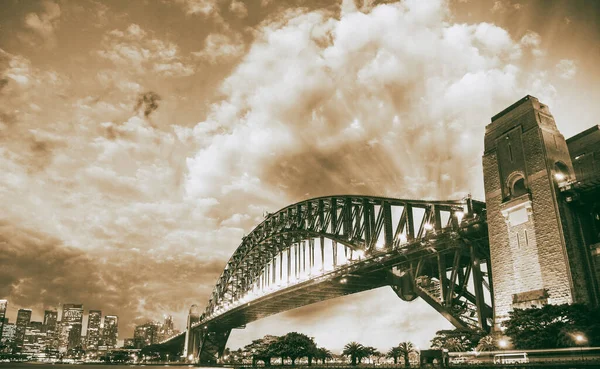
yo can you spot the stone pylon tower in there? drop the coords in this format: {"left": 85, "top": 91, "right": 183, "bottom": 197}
{"left": 483, "top": 95, "right": 598, "bottom": 330}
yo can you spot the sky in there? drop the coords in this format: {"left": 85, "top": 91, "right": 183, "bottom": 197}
{"left": 1, "top": 0, "right": 599, "bottom": 352}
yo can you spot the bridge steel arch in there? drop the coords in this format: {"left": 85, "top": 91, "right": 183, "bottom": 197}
{"left": 179, "top": 195, "right": 492, "bottom": 364}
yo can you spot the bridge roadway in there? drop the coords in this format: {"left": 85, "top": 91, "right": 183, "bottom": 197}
{"left": 197, "top": 230, "right": 479, "bottom": 332}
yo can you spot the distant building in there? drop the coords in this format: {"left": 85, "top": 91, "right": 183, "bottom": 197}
{"left": 0, "top": 323, "right": 15, "bottom": 352}
{"left": 102, "top": 315, "right": 118, "bottom": 348}
{"left": 123, "top": 338, "right": 135, "bottom": 348}
{"left": 23, "top": 322, "right": 47, "bottom": 355}
{"left": 158, "top": 315, "right": 177, "bottom": 342}
{"left": 43, "top": 310, "right": 59, "bottom": 350}
{"left": 61, "top": 304, "right": 83, "bottom": 351}
{"left": 14, "top": 309, "right": 32, "bottom": 351}
{"left": 133, "top": 321, "right": 160, "bottom": 348}
{"left": 0, "top": 300, "right": 6, "bottom": 339}
{"left": 29, "top": 321, "right": 43, "bottom": 331}
{"left": 86, "top": 310, "right": 102, "bottom": 351}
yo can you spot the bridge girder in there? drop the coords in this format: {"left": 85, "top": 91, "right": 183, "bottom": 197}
{"left": 203, "top": 196, "right": 481, "bottom": 317}
{"left": 176, "top": 196, "right": 491, "bottom": 363}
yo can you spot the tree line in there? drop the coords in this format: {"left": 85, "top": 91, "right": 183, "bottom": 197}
{"left": 223, "top": 333, "right": 419, "bottom": 367}
{"left": 140, "top": 303, "right": 600, "bottom": 364}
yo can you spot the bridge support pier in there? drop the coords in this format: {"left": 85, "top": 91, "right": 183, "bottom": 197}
{"left": 197, "top": 329, "right": 232, "bottom": 364}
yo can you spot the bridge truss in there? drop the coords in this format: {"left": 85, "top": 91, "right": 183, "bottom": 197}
{"left": 180, "top": 195, "right": 492, "bottom": 363}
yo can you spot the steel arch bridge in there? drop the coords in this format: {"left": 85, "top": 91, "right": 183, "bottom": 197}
{"left": 167, "top": 195, "right": 492, "bottom": 363}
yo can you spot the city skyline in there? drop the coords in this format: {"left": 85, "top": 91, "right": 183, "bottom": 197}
{"left": 2, "top": 0, "right": 600, "bottom": 353}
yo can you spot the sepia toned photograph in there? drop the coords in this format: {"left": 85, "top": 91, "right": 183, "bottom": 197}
{"left": 0, "top": 0, "right": 599, "bottom": 368}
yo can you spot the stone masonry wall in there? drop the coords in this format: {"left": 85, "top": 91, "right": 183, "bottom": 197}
{"left": 482, "top": 96, "right": 583, "bottom": 329}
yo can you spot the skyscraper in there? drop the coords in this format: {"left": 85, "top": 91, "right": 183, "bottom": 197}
{"left": 43, "top": 310, "right": 58, "bottom": 350}
{"left": 0, "top": 300, "right": 6, "bottom": 339}
{"left": 14, "top": 309, "right": 32, "bottom": 351}
{"left": 0, "top": 323, "right": 16, "bottom": 352}
{"left": 102, "top": 315, "right": 118, "bottom": 348}
{"left": 43, "top": 310, "right": 58, "bottom": 332}
{"left": 158, "top": 315, "right": 176, "bottom": 342}
{"left": 133, "top": 321, "right": 160, "bottom": 348}
{"left": 86, "top": 310, "right": 102, "bottom": 351}
{"left": 61, "top": 304, "right": 83, "bottom": 351}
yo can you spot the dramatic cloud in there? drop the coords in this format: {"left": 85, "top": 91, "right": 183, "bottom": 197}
{"left": 519, "top": 30, "right": 545, "bottom": 57}
{"left": 1, "top": 0, "right": 597, "bottom": 349}
{"left": 0, "top": 220, "right": 225, "bottom": 332}
{"left": 229, "top": 0, "right": 248, "bottom": 18}
{"left": 186, "top": 0, "right": 555, "bottom": 205}
{"left": 192, "top": 33, "right": 246, "bottom": 64}
{"left": 98, "top": 24, "right": 194, "bottom": 77}
{"left": 21, "top": 1, "right": 61, "bottom": 48}
{"left": 171, "top": 0, "right": 218, "bottom": 16}
{"left": 556, "top": 59, "right": 577, "bottom": 80}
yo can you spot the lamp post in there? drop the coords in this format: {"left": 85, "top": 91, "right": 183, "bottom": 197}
{"left": 575, "top": 334, "right": 586, "bottom": 362}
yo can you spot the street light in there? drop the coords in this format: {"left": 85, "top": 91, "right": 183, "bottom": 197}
{"left": 498, "top": 339, "right": 508, "bottom": 349}
{"left": 574, "top": 334, "right": 587, "bottom": 361}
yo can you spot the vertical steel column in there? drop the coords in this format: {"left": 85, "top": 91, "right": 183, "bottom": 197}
{"left": 343, "top": 198, "right": 352, "bottom": 240}
{"left": 332, "top": 241, "right": 337, "bottom": 268}
{"left": 302, "top": 241, "right": 306, "bottom": 273}
{"left": 272, "top": 257, "right": 276, "bottom": 285}
{"left": 406, "top": 203, "right": 415, "bottom": 241}
{"left": 383, "top": 202, "right": 393, "bottom": 249}
{"left": 434, "top": 205, "right": 442, "bottom": 231}
{"left": 320, "top": 236, "right": 325, "bottom": 270}
{"left": 437, "top": 253, "right": 447, "bottom": 305}
{"left": 287, "top": 249, "right": 291, "bottom": 284}
{"left": 363, "top": 198, "right": 372, "bottom": 249}
{"left": 295, "top": 243, "right": 299, "bottom": 278}
{"left": 279, "top": 252, "right": 283, "bottom": 282}
{"left": 469, "top": 242, "right": 488, "bottom": 331}
{"left": 309, "top": 239, "right": 315, "bottom": 273}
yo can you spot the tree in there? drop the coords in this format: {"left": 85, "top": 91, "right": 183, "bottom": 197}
{"left": 342, "top": 342, "right": 364, "bottom": 366}
{"left": 386, "top": 346, "right": 402, "bottom": 364}
{"left": 314, "top": 347, "right": 333, "bottom": 364}
{"left": 430, "top": 329, "right": 483, "bottom": 351}
{"left": 475, "top": 335, "right": 497, "bottom": 352}
{"left": 244, "top": 335, "right": 280, "bottom": 366}
{"left": 396, "top": 342, "right": 416, "bottom": 368}
{"left": 271, "top": 332, "right": 317, "bottom": 366}
{"left": 359, "top": 346, "right": 379, "bottom": 364}
{"left": 503, "top": 303, "right": 600, "bottom": 349}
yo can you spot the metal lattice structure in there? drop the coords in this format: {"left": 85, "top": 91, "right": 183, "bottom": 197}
{"left": 168, "top": 195, "right": 492, "bottom": 363}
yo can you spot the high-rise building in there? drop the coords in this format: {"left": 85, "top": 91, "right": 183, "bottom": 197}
{"left": 86, "top": 310, "right": 102, "bottom": 351}
{"left": 43, "top": 310, "right": 59, "bottom": 350}
{"left": 158, "top": 315, "right": 177, "bottom": 342}
{"left": 102, "top": 315, "right": 118, "bottom": 348}
{"left": 0, "top": 323, "right": 16, "bottom": 352}
{"left": 133, "top": 321, "right": 160, "bottom": 348}
{"left": 43, "top": 310, "right": 58, "bottom": 332}
{"left": 14, "top": 309, "right": 32, "bottom": 351}
{"left": 0, "top": 300, "right": 7, "bottom": 339}
{"left": 61, "top": 304, "right": 83, "bottom": 351}
{"left": 23, "top": 322, "right": 46, "bottom": 355}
